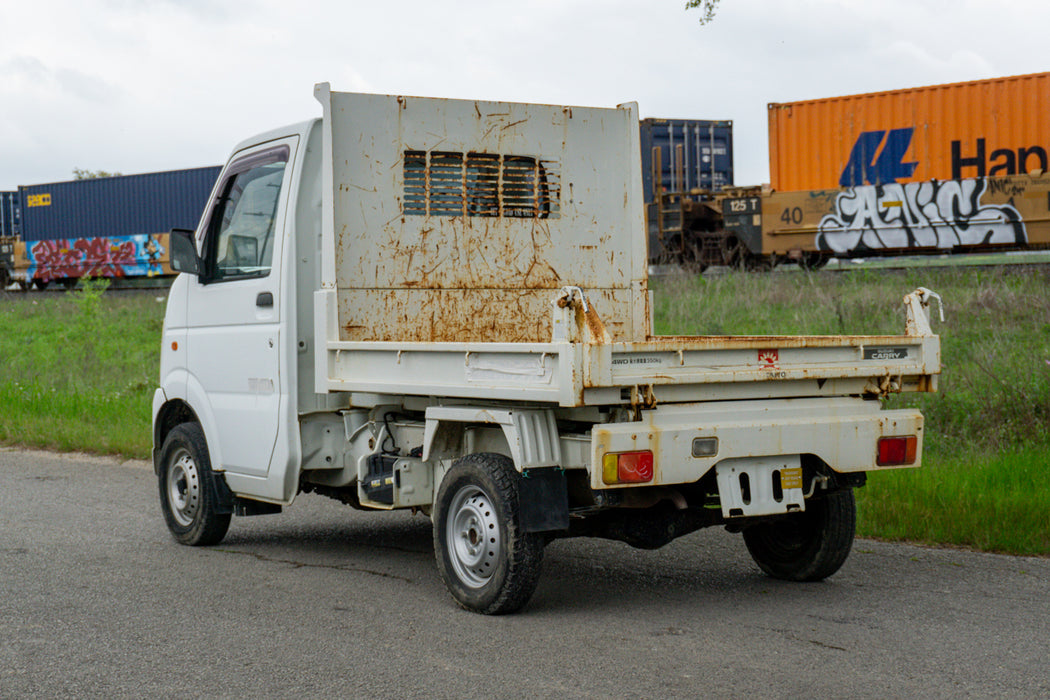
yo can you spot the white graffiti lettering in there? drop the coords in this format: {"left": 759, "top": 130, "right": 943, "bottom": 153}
{"left": 816, "top": 179, "right": 1026, "bottom": 254}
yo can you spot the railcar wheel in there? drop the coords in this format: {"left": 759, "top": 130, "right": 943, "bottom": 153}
{"left": 433, "top": 453, "right": 544, "bottom": 614}
{"left": 799, "top": 252, "right": 829, "bottom": 270}
{"left": 742, "top": 488, "right": 856, "bottom": 582}
{"left": 157, "top": 423, "right": 231, "bottom": 546}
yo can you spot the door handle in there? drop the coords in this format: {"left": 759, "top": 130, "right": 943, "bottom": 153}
{"left": 256, "top": 292, "right": 274, "bottom": 307}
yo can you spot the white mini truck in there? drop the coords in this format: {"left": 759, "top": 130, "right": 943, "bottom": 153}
{"left": 153, "top": 85, "right": 941, "bottom": 614}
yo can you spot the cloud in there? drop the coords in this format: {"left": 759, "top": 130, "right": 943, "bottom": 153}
{"left": 0, "top": 0, "right": 1047, "bottom": 190}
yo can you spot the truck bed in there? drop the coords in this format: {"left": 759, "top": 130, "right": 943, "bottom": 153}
{"left": 316, "top": 286, "right": 939, "bottom": 406}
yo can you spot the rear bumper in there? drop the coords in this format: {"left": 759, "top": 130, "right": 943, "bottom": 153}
{"left": 589, "top": 396, "right": 922, "bottom": 490}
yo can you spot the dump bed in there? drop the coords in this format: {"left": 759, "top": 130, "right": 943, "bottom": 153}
{"left": 312, "top": 87, "right": 940, "bottom": 406}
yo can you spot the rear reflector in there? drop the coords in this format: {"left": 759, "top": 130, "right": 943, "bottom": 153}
{"left": 602, "top": 451, "right": 654, "bottom": 484}
{"left": 877, "top": 436, "right": 918, "bottom": 466}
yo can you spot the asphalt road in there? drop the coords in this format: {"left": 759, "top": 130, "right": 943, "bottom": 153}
{"left": 2, "top": 448, "right": 1048, "bottom": 699}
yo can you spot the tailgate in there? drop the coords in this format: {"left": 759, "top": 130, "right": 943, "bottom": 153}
{"left": 590, "top": 333, "right": 938, "bottom": 393}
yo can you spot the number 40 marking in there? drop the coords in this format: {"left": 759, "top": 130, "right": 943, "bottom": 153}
{"left": 780, "top": 207, "right": 803, "bottom": 225}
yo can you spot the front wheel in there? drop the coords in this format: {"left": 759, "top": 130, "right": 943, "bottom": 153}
{"left": 433, "top": 453, "right": 544, "bottom": 614}
{"left": 157, "top": 423, "right": 231, "bottom": 546}
{"left": 742, "top": 487, "right": 856, "bottom": 581}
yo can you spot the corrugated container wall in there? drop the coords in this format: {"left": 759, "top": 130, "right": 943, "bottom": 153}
{"left": 18, "top": 166, "right": 222, "bottom": 242}
{"left": 0, "top": 192, "right": 18, "bottom": 237}
{"left": 640, "top": 118, "right": 733, "bottom": 201}
{"left": 769, "top": 71, "right": 1050, "bottom": 192}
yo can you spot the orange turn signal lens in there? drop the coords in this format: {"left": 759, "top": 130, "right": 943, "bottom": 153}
{"left": 877, "top": 436, "right": 917, "bottom": 466}
{"left": 602, "top": 450, "right": 654, "bottom": 484}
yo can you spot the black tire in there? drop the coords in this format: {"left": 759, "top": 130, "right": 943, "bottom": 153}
{"left": 433, "top": 453, "right": 544, "bottom": 614}
{"left": 157, "top": 423, "right": 232, "bottom": 546}
{"left": 742, "top": 488, "right": 856, "bottom": 582}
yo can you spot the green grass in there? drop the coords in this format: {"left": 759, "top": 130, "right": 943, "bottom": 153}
{"left": 1, "top": 267, "right": 1048, "bottom": 555}
{"left": 0, "top": 281, "right": 164, "bottom": 459}
{"left": 857, "top": 447, "right": 1050, "bottom": 557}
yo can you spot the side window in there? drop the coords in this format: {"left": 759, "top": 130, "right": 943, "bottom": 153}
{"left": 203, "top": 146, "right": 289, "bottom": 283}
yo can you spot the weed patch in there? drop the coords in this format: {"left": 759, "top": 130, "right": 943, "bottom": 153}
{"left": 0, "top": 288, "right": 163, "bottom": 459}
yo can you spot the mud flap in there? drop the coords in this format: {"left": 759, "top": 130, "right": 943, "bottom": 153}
{"left": 210, "top": 471, "right": 236, "bottom": 515}
{"left": 519, "top": 468, "right": 569, "bottom": 533}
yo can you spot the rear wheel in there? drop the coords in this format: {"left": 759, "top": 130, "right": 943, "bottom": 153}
{"left": 157, "top": 423, "right": 231, "bottom": 546}
{"left": 742, "top": 488, "right": 855, "bottom": 581}
{"left": 433, "top": 453, "right": 544, "bottom": 614}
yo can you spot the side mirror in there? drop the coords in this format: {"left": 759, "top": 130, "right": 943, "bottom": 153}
{"left": 169, "top": 228, "right": 202, "bottom": 276}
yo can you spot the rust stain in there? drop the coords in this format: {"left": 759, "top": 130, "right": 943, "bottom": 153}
{"left": 371, "top": 214, "right": 575, "bottom": 290}
{"left": 338, "top": 287, "right": 631, "bottom": 344}
{"left": 580, "top": 303, "right": 610, "bottom": 344}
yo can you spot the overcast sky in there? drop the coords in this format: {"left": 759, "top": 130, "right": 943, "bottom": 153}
{"left": 1, "top": 0, "right": 1046, "bottom": 191}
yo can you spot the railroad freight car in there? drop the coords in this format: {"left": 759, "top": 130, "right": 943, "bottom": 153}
{"left": 8, "top": 166, "right": 220, "bottom": 288}
{"left": 723, "top": 172, "right": 1050, "bottom": 264}
{"left": 701, "top": 72, "right": 1050, "bottom": 269}
{"left": 639, "top": 118, "right": 734, "bottom": 264}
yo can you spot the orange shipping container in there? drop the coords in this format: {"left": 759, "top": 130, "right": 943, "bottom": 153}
{"left": 768, "top": 71, "right": 1050, "bottom": 192}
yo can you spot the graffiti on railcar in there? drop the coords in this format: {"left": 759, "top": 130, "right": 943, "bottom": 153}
{"left": 26, "top": 233, "right": 168, "bottom": 281}
{"left": 816, "top": 179, "right": 1027, "bottom": 254}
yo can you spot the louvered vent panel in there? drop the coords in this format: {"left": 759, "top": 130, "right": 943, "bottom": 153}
{"left": 402, "top": 151, "right": 560, "bottom": 219}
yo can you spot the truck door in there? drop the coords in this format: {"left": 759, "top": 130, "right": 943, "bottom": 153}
{"left": 186, "top": 138, "right": 297, "bottom": 478}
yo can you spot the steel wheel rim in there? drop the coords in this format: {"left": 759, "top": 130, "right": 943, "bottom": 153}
{"left": 446, "top": 485, "right": 500, "bottom": 588}
{"left": 167, "top": 448, "right": 201, "bottom": 527}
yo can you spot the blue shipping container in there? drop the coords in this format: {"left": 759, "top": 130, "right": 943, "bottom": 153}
{"left": 0, "top": 191, "right": 18, "bottom": 238}
{"left": 18, "top": 166, "right": 222, "bottom": 242}
{"left": 639, "top": 118, "right": 733, "bottom": 202}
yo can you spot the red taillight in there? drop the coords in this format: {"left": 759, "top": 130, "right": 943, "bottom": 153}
{"left": 877, "top": 436, "right": 918, "bottom": 466}
{"left": 602, "top": 451, "right": 654, "bottom": 484}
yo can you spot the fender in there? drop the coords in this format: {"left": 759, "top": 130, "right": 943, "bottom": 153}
{"left": 422, "top": 406, "right": 562, "bottom": 469}
{"left": 421, "top": 406, "right": 568, "bottom": 532}
{"left": 156, "top": 366, "right": 228, "bottom": 478}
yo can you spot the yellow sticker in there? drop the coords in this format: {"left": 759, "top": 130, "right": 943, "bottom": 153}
{"left": 27, "top": 193, "right": 52, "bottom": 207}
{"left": 780, "top": 467, "right": 803, "bottom": 490}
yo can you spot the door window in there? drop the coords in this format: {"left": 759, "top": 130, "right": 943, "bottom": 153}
{"left": 203, "top": 146, "right": 289, "bottom": 283}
